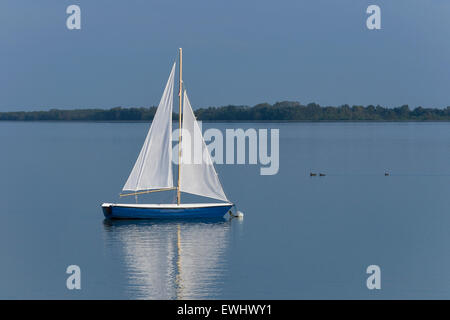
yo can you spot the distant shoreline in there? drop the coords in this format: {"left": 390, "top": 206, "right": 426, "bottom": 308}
{"left": 1, "top": 101, "right": 449, "bottom": 121}
{"left": 1, "top": 120, "right": 450, "bottom": 123}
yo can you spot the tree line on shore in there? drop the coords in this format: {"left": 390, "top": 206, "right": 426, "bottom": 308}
{"left": 1, "top": 101, "right": 450, "bottom": 121}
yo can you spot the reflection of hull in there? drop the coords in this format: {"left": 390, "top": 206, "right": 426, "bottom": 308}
{"left": 102, "top": 203, "right": 233, "bottom": 220}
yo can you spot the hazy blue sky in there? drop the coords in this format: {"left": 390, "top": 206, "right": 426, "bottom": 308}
{"left": 1, "top": 0, "right": 449, "bottom": 111}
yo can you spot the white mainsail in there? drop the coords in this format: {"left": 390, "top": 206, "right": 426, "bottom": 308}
{"left": 123, "top": 63, "right": 176, "bottom": 191}
{"left": 179, "top": 91, "right": 229, "bottom": 202}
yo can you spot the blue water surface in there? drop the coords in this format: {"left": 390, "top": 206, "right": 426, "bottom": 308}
{"left": 0, "top": 121, "right": 449, "bottom": 299}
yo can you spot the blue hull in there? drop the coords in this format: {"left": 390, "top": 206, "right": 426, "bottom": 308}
{"left": 102, "top": 203, "right": 233, "bottom": 220}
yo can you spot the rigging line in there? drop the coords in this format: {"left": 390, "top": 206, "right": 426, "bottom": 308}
{"left": 177, "top": 48, "right": 183, "bottom": 205}
{"left": 120, "top": 187, "right": 177, "bottom": 197}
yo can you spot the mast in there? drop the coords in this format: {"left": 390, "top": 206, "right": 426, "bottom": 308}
{"left": 177, "top": 48, "right": 183, "bottom": 205}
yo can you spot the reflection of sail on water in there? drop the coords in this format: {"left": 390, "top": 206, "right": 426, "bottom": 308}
{"left": 176, "top": 223, "right": 229, "bottom": 299}
{"left": 117, "top": 224, "right": 177, "bottom": 299}
{"left": 103, "top": 221, "right": 230, "bottom": 299}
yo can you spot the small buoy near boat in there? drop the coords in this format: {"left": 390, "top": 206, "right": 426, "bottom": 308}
{"left": 319, "top": 173, "right": 326, "bottom": 176}
{"left": 228, "top": 207, "right": 244, "bottom": 219}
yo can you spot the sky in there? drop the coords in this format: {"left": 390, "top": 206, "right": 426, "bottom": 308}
{"left": 1, "top": 0, "right": 450, "bottom": 111}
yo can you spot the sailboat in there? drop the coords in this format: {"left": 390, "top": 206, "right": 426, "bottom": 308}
{"left": 102, "top": 49, "right": 234, "bottom": 219}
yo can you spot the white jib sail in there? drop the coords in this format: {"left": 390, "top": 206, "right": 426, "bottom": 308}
{"left": 179, "top": 91, "right": 229, "bottom": 202}
{"left": 122, "top": 63, "right": 176, "bottom": 191}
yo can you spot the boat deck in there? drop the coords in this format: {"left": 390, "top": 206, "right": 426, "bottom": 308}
{"left": 102, "top": 202, "right": 233, "bottom": 209}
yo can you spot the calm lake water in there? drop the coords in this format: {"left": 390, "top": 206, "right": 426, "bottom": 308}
{"left": 0, "top": 121, "right": 449, "bottom": 299}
